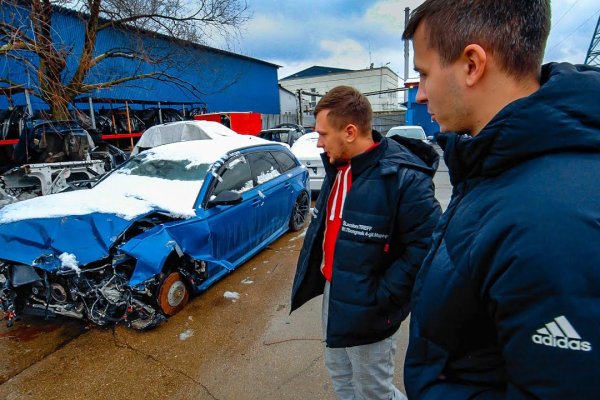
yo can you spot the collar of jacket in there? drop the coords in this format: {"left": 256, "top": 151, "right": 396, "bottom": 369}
{"left": 321, "top": 130, "right": 387, "bottom": 179}
{"left": 437, "top": 62, "right": 600, "bottom": 187}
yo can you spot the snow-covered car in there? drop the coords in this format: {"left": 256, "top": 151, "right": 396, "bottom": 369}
{"left": 386, "top": 125, "right": 431, "bottom": 144}
{"left": 0, "top": 137, "right": 310, "bottom": 330}
{"left": 290, "top": 132, "right": 325, "bottom": 193}
{"left": 130, "top": 120, "right": 242, "bottom": 156}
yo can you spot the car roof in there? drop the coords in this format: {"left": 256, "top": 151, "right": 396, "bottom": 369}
{"left": 388, "top": 125, "right": 425, "bottom": 131}
{"left": 142, "top": 136, "right": 285, "bottom": 165}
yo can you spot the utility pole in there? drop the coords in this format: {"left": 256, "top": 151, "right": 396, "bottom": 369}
{"left": 296, "top": 89, "right": 303, "bottom": 126}
{"left": 404, "top": 7, "right": 410, "bottom": 104}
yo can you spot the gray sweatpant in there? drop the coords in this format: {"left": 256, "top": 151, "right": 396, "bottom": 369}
{"left": 322, "top": 282, "right": 407, "bottom": 400}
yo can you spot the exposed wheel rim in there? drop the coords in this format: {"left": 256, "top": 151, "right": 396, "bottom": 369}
{"left": 293, "top": 193, "right": 309, "bottom": 228}
{"left": 158, "top": 272, "right": 189, "bottom": 316}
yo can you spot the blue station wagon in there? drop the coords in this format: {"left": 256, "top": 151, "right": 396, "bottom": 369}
{"left": 0, "top": 137, "right": 310, "bottom": 329}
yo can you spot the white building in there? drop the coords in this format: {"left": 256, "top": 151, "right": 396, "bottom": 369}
{"left": 279, "top": 65, "right": 401, "bottom": 114}
{"left": 278, "top": 85, "right": 297, "bottom": 116}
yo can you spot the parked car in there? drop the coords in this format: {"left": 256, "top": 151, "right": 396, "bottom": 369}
{"left": 131, "top": 120, "right": 242, "bottom": 156}
{"left": 0, "top": 137, "right": 310, "bottom": 330}
{"left": 291, "top": 132, "right": 325, "bottom": 193}
{"left": 386, "top": 125, "right": 431, "bottom": 144}
{"left": 258, "top": 127, "right": 304, "bottom": 147}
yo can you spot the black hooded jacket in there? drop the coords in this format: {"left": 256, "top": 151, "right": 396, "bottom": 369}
{"left": 291, "top": 130, "right": 442, "bottom": 348}
{"left": 405, "top": 63, "right": 600, "bottom": 399}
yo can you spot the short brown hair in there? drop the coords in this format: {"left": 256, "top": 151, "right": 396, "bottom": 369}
{"left": 314, "top": 86, "right": 372, "bottom": 135}
{"left": 403, "top": 0, "right": 550, "bottom": 79}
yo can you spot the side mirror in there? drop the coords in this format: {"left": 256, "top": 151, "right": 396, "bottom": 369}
{"left": 208, "top": 190, "right": 243, "bottom": 207}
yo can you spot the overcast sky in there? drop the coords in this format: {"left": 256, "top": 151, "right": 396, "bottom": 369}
{"left": 234, "top": 0, "right": 600, "bottom": 80}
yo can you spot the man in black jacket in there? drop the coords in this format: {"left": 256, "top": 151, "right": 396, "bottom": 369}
{"left": 291, "top": 86, "right": 441, "bottom": 399}
{"left": 402, "top": 1, "right": 600, "bottom": 398}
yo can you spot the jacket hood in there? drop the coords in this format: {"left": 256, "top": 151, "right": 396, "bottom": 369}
{"left": 438, "top": 63, "right": 600, "bottom": 186}
{"left": 322, "top": 129, "right": 440, "bottom": 178}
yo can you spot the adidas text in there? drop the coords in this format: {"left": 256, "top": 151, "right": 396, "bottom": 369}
{"left": 532, "top": 334, "right": 592, "bottom": 351}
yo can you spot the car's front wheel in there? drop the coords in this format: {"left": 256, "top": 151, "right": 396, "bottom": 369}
{"left": 289, "top": 191, "right": 310, "bottom": 231}
{"left": 157, "top": 272, "right": 189, "bottom": 316}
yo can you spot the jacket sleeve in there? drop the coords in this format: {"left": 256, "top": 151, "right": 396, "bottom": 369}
{"left": 470, "top": 204, "right": 600, "bottom": 399}
{"left": 376, "top": 169, "right": 441, "bottom": 312}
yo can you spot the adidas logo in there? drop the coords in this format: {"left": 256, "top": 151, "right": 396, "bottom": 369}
{"left": 532, "top": 315, "right": 592, "bottom": 352}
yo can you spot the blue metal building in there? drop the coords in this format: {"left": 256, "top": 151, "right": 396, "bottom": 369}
{"left": 405, "top": 83, "right": 440, "bottom": 137}
{"left": 0, "top": 3, "right": 280, "bottom": 114}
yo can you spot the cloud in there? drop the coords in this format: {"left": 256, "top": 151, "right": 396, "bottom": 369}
{"left": 236, "top": 0, "right": 600, "bottom": 81}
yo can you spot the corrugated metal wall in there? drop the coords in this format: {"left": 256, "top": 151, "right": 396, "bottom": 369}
{"left": 0, "top": 4, "right": 280, "bottom": 114}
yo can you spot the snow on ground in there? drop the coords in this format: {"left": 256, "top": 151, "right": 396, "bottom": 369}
{"left": 241, "top": 278, "right": 254, "bottom": 284}
{"left": 179, "top": 329, "right": 194, "bottom": 341}
{"left": 224, "top": 291, "right": 240, "bottom": 301}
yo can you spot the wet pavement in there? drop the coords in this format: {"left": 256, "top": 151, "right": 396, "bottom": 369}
{"left": 0, "top": 146, "right": 450, "bottom": 400}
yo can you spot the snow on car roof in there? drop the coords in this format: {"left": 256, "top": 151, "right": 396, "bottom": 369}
{"left": 0, "top": 138, "right": 281, "bottom": 223}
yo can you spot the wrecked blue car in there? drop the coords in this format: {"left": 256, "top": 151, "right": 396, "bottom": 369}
{"left": 0, "top": 137, "right": 310, "bottom": 329}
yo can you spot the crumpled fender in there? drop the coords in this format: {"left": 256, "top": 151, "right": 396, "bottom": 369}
{"left": 121, "top": 218, "right": 234, "bottom": 287}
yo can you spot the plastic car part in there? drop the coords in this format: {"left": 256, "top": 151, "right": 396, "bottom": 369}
{"left": 289, "top": 191, "right": 310, "bottom": 231}
{"left": 157, "top": 272, "right": 189, "bottom": 316}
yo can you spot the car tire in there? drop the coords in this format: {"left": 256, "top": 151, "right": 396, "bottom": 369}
{"left": 289, "top": 191, "right": 310, "bottom": 231}
{"left": 157, "top": 272, "right": 189, "bottom": 316}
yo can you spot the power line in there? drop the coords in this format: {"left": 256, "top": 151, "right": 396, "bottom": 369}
{"left": 552, "top": 0, "right": 583, "bottom": 29}
{"left": 549, "top": 9, "right": 600, "bottom": 52}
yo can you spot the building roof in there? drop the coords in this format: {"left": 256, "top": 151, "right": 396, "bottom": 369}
{"left": 280, "top": 66, "right": 354, "bottom": 81}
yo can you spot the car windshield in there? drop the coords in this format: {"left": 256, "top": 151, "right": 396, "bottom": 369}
{"left": 114, "top": 153, "right": 211, "bottom": 181}
{"left": 387, "top": 128, "right": 425, "bottom": 140}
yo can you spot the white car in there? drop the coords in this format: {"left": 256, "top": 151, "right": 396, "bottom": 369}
{"left": 291, "top": 132, "right": 325, "bottom": 193}
{"left": 386, "top": 125, "right": 431, "bottom": 144}
{"left": 131, "top": 120, "right": 244, "bottom": 156}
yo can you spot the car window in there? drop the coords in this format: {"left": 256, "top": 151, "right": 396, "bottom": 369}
{"left": 271, "top": 150, "right": 298, "bottom": 173}
{"left": 246, "top": 151, "right": 281, "bottom": 184}
{"left": 212, "top": 155, "right": 254, "bottom": 196}
{"left": 290, "top": 130, "right": 303, "bottom": 144}
{"left": 117, "top": 154, "right": 210, "bottom": 181}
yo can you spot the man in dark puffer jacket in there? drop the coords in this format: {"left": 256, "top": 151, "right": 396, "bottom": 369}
{"left": 402, "top": 1, "right": 600, "bottom": 398}
{"left": 291, "top": 86, "right": 441, "bottom": 399}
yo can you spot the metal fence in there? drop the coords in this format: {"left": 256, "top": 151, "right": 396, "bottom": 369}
{"left": 261, "top": 110, "right": 405, "bottom": 134}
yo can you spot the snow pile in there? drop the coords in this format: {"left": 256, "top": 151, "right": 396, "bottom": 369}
{"left": 59, "top": 252, "right": 81, "bottom": 275}
{"left": 241, "top": 278, "right": 254, "bottom": 285}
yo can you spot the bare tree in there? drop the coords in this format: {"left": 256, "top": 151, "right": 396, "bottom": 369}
{"left": 0, "top": 0, "right": 249, "bottom": 119}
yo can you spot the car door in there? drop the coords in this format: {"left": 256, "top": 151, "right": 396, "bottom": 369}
{"left": 204, "top": 154, "right": 259, "bottom": 265}
{"left": 246, "top": 150, "right": 293, "bottom": 243}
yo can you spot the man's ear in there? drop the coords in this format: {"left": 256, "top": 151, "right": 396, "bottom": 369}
{"left": 345, "top": 124, "right": 358, "bottom": 143}
{"left": 462, "top": 44, "right": 487, "bottom": 87}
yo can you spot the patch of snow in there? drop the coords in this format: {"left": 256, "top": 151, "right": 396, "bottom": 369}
{"left": 179, "top": 329, "right": 194, "bottom": 341}
{"left": 256, "top": 167, "right": 281, "bottom": 184}
{"left": 241, "top": 277, "right": 254, "bottom": 284}
{"left": 224, "top": 291, "right": 240, "bottom": 301}
{"left": 59, "top": 253, "right": 81, "bottom": 275}
{"left": 0, "top": 173, "right": 202, "bottom": 223}
{"left": 233, "top": 180, "right": 254, "bottom": 194}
